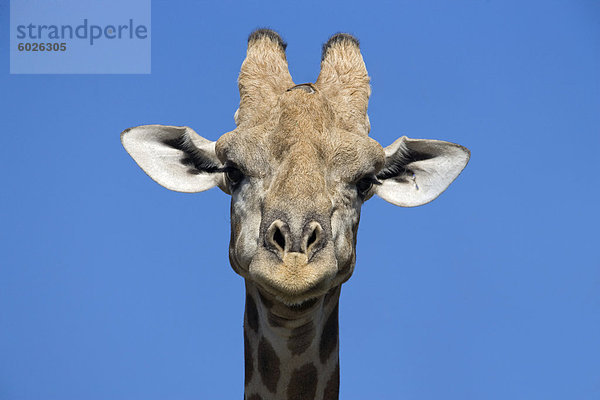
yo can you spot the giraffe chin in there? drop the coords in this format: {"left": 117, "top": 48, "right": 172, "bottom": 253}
{"left": 248, "top": 249, "right": 338, "bottom": 306}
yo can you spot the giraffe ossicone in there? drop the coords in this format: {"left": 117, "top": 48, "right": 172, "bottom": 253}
{"left": 121, "top": 29, "right": 469, "bottom": 400}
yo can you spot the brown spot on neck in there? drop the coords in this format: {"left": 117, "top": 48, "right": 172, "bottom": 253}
{"left": 257, "top": 337, "right": 280, "bottom": 393}
{"left": 319, "top": 303, "right": 339, "bottom": 364}
{"left": 246, "top": 294, "right": 259, "bottom": 333}
{"left": 244, "top": 329, "right": 253, "bottom": 387}
{"left": 287, "top": 363, "right": 318, "bottom": 400}
{"left": 287, "top": 320, "right": 316, "bottom": 355}
{"left": 322, "top": 362, "right": 340, "bottom": 400}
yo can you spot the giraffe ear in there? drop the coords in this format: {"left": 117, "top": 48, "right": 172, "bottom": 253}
{"left": 121, "top": 125, "right": 226, "bottom": 193}
{"left": 374, "top": 136, "right": 470, "bottom": 207}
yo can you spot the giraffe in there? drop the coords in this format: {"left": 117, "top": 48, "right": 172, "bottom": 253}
{"left": 121, "top": 29, "right": 470, "bottom": 400}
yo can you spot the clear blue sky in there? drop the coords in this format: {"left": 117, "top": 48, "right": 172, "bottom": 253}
{"left": 1, "top": 1, "right": 599, "bottom": 399}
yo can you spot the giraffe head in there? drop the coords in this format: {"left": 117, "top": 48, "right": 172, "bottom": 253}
{"left": 121, "top": 30, "right": 469, "bottom": 306}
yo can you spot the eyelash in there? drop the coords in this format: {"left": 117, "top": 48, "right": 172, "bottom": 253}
{"left": 221, "top": 165, "right": 379, "bottom": 197}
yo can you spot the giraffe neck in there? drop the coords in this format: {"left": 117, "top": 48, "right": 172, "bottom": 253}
{"left": 243, "top": 282, "right": 340, "bottom": 400}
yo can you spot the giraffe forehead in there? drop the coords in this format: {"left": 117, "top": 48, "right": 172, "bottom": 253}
{"left": 216, "top": 89, "right": 384, "bottom": 177}
{"left": 276, "top": 87, "right": 336, "bottom": 129}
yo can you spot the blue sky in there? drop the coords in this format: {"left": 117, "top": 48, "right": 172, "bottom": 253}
{"left": 1, "top": 1, "right": 599, "bottom": 399}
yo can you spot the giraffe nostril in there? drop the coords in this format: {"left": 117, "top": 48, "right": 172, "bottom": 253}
{"left": 266, "top": 219, "right": 289, "bottom": 256}
{"left": 304, "top": 222, "right": 323, "bottom": 254}
{"left": 265, "top": 219, "right": 323, "bottom": 257}
{"left": 307, "top": 229, "right": 318, "bottom": 248}
{"left": 273, "top": 227, "right": 286, "bottom": 250}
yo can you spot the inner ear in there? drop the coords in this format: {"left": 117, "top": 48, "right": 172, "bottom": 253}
{"left": 374, "top": 136, "right": 470, "bottom": 207}
{"left": 121, "top": 124, "right": 227, "bottom": 194}
{"left": 162, "top": 132, "right": 222, "bottom": 175}
{"left": 376, "top": 145, "right": 435, "bottom": 183}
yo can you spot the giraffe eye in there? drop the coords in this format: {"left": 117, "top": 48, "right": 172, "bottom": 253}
{"left": 225, "top": 166, "right": 244, "bottom": 187}
{"left": 356, "top": 176, "right": 378, "bottom": 197}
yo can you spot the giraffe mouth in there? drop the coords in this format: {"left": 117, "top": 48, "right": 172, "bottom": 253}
{"left": 249, "top": 259, "right": 335, "bottom": 305}
{"left": 257, "top": 285, "right": 321, "bottom": 313}
{"left": 247, "top": 240, "right": 338, "bottom": 305}
{"left": 254, "top": 278, "right": 327, "bottom": 306}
